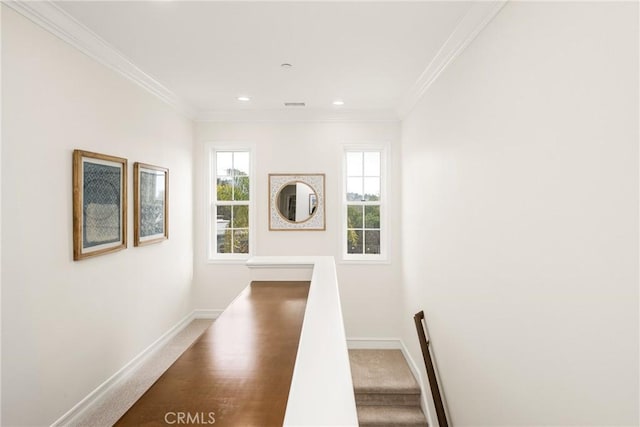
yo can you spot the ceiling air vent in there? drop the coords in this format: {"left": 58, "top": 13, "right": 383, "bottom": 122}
{"left": 284, "top": 102, "right": 306, "bottom": 107}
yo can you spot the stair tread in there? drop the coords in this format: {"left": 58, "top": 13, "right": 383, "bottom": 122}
{"left": 356, "top": 392, "right": 421, "bottom": 406}
{"left": 357, "top": 405, "right": 428, "bottom": 426}
{"left": 349, "top": 349, "right": 420, "bottom": 394}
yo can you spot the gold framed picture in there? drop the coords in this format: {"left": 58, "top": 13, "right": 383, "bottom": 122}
{"left": 73, "top": 150, "right": 127, "bottom": 260}
{"left": 134, "top": 163, "right": 169, "bottom": 246}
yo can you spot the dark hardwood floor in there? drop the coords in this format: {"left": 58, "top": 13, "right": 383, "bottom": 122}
{"left": 115, "top": 281, "right": 310, "bottom": 427}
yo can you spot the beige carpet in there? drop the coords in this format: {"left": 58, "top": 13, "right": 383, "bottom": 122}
{"left": 349, "top": 349, "right": 420, "bottom": 394}
{"left": 71, "top": 319, "right": 214, "bottom": 427}
{"left": 349, "top": 349, "right": 427, "bottom": 427}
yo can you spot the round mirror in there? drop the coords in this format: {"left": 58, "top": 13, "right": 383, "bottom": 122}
{"left": 276, "top": 181, "right": 318, "bottom": 223}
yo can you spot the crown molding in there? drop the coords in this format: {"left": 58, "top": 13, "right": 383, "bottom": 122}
{"left": 396, "top": 1, "right": 507, "bottom": 119}
{"left": 196, "top": 108, "right": 400, "bottom": 123}
{"left": 4, "top": 0, "right": 197, "bottom": 119}
{"left": 5, "top": 0, "right": 504, "bottom": 123}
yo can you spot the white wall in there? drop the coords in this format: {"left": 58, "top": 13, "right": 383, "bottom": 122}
{"left": 400, "top": 2, "right": 638, "bottom": 426}
{"left": 193, "top": 121, "right": 402, "bottom": 338}
{"left": 1, "top": 8, "right": 194, "bottom": 425}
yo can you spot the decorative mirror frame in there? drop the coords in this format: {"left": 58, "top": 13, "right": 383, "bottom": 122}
{"left": 269, "top": 173, "right": 326, "bottom": 231}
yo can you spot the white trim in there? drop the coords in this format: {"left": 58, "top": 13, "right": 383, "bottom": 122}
{"left": 346, "top": 338, "right": 434, "bottom": 427}
{"left": 51, "top": 309, "right": 221, "bottom": 427}
{"left": 192, "top": 309, "right": 224, "bottom": 319}
{"left": 347, "top": 338, "right": 403, "bottom": 350}
{"left": 397, "top": 1, "right": 507, "bottom": 118}
{"left": 246, "top": 257, "right": 316, "bottom": 269}
{"left": 4, "top": 0, "right": 197, "bottom": 119}
{"left": 339, "top": 258, "right": 391, "bottom": 266}
{"left": 401, "top": 340, "right": 452, "bottom": 427}
{"left": 246, "top": 257, "right": 315, "bottom": 281}
{"left": 399, "top": 340, "right": 436, "bottom": 427}
{"left": 206, "top": 258, "right": 252, "bottom": 265}
{"left": 197, "top": 108, "right": 399, "bottom": 123}
{"left": 205, "top": 143, "right": 257, "bottom": 262}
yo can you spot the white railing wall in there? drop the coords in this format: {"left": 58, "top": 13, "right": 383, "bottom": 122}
{"left": 246, "top": 256, "right": 358, "bottom": 427}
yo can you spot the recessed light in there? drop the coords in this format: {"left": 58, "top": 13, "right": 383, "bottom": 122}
{"left": 281, "top": 63, "right": 293, "bottom": 68}
{"left": 237, "top": 96, "right": 250, "bottom": 102}
{"left": 333, "top": 100, "right": 344, "bottom": 106}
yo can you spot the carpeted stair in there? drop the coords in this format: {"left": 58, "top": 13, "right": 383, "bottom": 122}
{"left": 349, "top": 349, "right": 428, "bottom": 427}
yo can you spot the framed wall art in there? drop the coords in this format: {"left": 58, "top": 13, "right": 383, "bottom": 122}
{"left": 73, "top": 150, "right": 127, "bottom": 260}
{"left": 269, "top": 173, "right": 325, "bottom": 231}
{"left": 134, "top": 163, "right": 169, "bottom": 246}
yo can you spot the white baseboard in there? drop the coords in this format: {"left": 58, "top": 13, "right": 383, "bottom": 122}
{"left": 346, "top": 337, "right": 434, "bottom": 427}
{"left": 398, "top": 340, "right": 434, "bottom": 427}
{"left": 347, "top": 337, "right": 403, "bottom": 349}
{"left": 193, "top": 308, "right": 224, "bottom": 319}
{"left": 52, "top": 309, "right": 221, "bottom": 426}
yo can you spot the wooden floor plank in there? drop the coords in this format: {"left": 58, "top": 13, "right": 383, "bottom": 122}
{"left": 115, "top": 281, "right": 310, "bottom": 427}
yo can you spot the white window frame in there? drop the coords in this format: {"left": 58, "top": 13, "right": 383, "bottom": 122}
{"left": 342, "top": 144, "right": 389, "bottom": 263}
{"left": 206, "top": 143, "right": 256, "bottom": 263}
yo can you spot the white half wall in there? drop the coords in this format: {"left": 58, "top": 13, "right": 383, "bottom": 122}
{"left": 400, "top": 2, "right": 639, "bottom": 426}
{"left": 1, "top": 7, "right": 194, "bottom": 425}
{"left": 193, "top": 120, "right": 402, "bottom": 338}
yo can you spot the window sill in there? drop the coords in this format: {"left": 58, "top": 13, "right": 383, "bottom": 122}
{"left": 339, "top": 257, "right": 391, "bottom": 266}
{"left": 207, "top": 257, "right": 251, "bottom": 265}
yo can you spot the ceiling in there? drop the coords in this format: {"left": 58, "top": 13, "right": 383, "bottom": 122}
{"left": 55, "top": 1, "right": 477, "bottom": 118}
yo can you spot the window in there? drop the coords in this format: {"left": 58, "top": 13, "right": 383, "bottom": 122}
{"left": 209, "top": 147, "right": 254, "bottom": 261}
{"left": 343, "top": 147, "right": 387, "bottom": 261}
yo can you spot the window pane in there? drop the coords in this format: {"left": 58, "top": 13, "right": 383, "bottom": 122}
{"left": 364, "top": 205, "right": 380, "bottom": 229}
{"left": 216, "top": 207, "right": 231, "bottom": 254}
{"left": 346, "top": 152, "right": 363, "bottom": 176}
{"left": 233, "top": 229, "right": 249, "bottom": 254}
{"left": 233, "top": 205, "right": 249, "bottom": 228}
{"left": 217, "top": 177, "right": 233, "bottom": 201}
{"left": 216, "top": 205, "right": 231, "bottom": 222}
{"left": 234, "top": 152, "right": 250, "bottom": 176}
{"left": 363, "top": 177, "right": 380, "bottom": 201}
{"left": 347, "top": 205, "right": 363, "bottom": 228}
{"left": 347, "top": 230, "right": 363, "bottom": 254}
{"left": 364, "top": 230, "right": 381, "bottom": 254}
{"left": 234, "top": 176, "right": 250, "bottom": 201}
{"left": 364, "top": 152, "right": 380, "bottom": 177}
{"left": 347, "top": 177, "right": 363, "bottom": 201}
{"left": 216, "top": 152, "right": 233, "bottom": 176}
{"left": 218, "top": 229, "right": 232, "bottom": 254}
